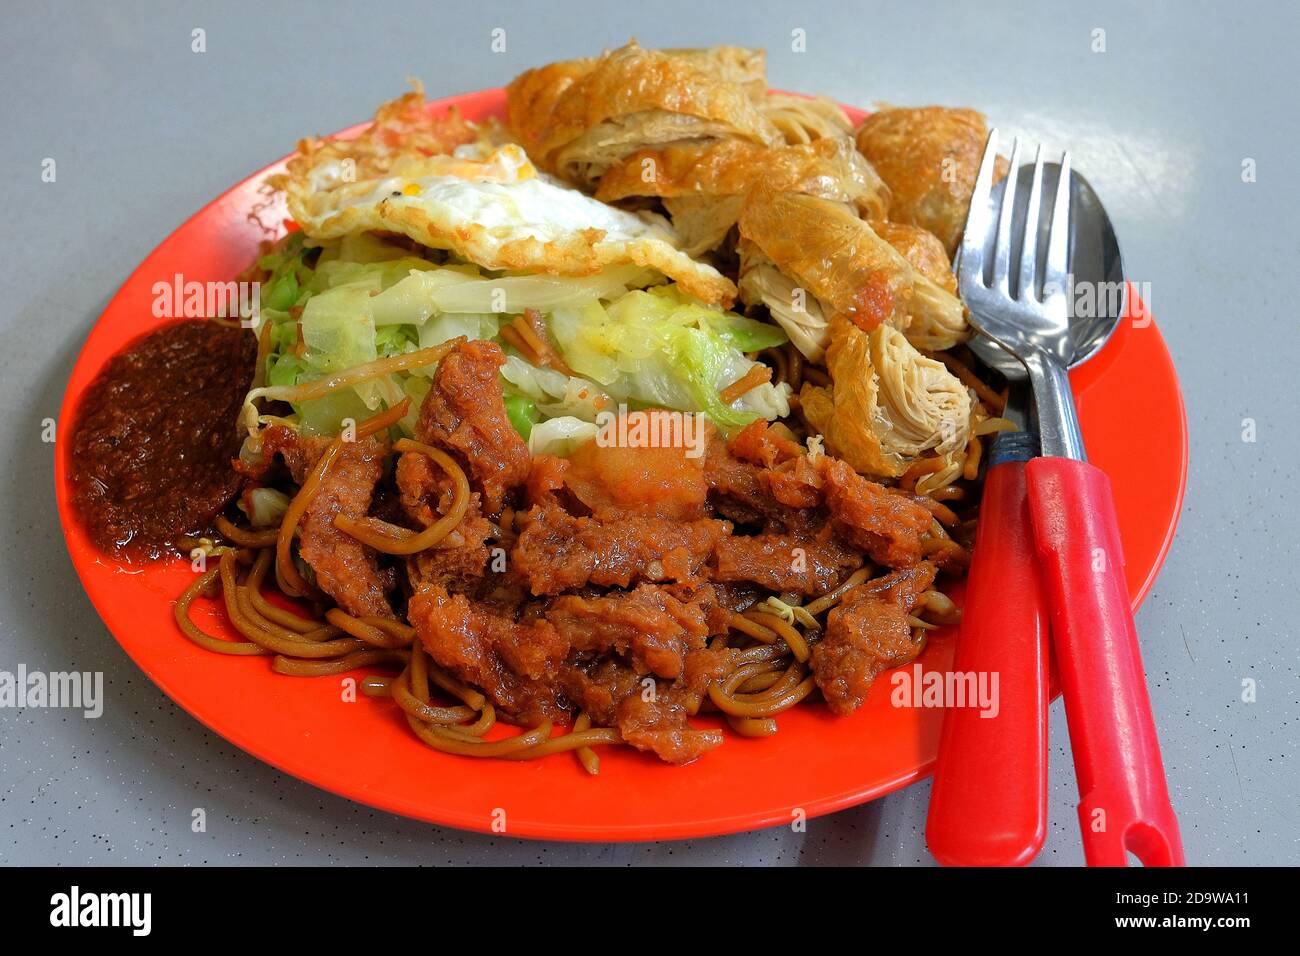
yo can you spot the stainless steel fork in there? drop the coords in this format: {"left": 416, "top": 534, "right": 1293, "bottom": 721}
{"left": 961, "top": 136, "right": 1084, "bottom": 458}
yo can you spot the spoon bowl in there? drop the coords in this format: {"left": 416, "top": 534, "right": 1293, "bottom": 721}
{"left": 966, "top": 161, "right": 1126, "bottom": 379}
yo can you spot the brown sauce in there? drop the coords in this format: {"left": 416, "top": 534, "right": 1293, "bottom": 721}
{"left": 68, "top": 320, "right": 256, "bottom": 560}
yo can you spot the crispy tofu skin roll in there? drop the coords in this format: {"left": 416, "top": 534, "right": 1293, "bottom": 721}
{"left": 737, "top": 243, "right": 835, "bottom": 362}
{"left": 658, "top": 45, "right": 769, "bottom": 99}
{"left": 868, "top": 220, "right": 967, "bottom": 351}
{"left": 506, "top": 40, "right": 784, "bottom": 188}
{"left": 800, "top": 316, "right": 972, "bottom": 478}
{"left": 761, "top": 93, "right": 855, "bottom": 144}
{"left": 868, "top": 221, "right": 958, "bottom": 295}
{"left": 736, "top": 190, "right": 967, "bottom": 360}
{"left": 854, "top": 106, "right": 1000, "bottom": 254}
{"left": 504, "top": 58, "right": 596, "bottom": 155}
{"left": 597, "top": 136, "right": 890, "bottom": 255}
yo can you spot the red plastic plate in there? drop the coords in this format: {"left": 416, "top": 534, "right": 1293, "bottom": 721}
{"left": 54, "top": 89, "right": 1187, "bottom": 841}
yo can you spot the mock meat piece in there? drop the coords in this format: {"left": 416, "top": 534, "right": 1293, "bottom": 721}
{"left": 811, "top": 563, "right": 937, "bottom": 715}
{"left": 713, "top": 529, "right": 862, "bottom": 594}
{"left": 818, "top": 456, "right": 936, "bottom": 568}
{"left": 559, "top": 657, "right": 726, "bottom": 764}
{"left": 408, "top": 585, "right": 569, "bottom": 724}
{"left": 511, "top": 502, "right": 730, "bottom": 595}
{"left": 397, "top": 450, "right": 498, "bottom": 597}
{"left": 721, "top": 421, "right": 936, "bottom": 568}
{"left": 414, "top": 339, "right": 531, "bottom": 518}
{"left": 256, "top": 426, "right": 396, "bottom": 619}
{"left": 543, "top": 584, "right": 714, "bottom": 679}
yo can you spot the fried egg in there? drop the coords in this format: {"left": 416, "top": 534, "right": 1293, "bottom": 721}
{"left": 278, "top": 130, "right": 737, "bottom": 306}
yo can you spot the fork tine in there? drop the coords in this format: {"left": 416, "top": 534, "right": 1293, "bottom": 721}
{"left": 991, "top": 137, "right": 1023, "bottom": 293}
{"left": 1017, "top": 145, "right": 1046, "bottom": 300}
{"left": 958, "top": 128, "right": 1000, "bottom": 288}
{"left": 1043, "top": 151, "right": 1072, "bottom": 307}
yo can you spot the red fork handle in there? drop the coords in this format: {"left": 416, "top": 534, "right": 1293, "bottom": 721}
{"left": 927, "top": 455, "right": 1050, "bottom": 866}
{"left": 1024, "top": 457, "right": 1185, "bottom": 866}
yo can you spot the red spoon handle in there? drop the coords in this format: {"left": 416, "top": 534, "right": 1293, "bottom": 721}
{"left": 1024, "top": 457, "right": 1185, "bottom": 866}
{"left": 927, "top": 456, "right": 1050, "bottom": 866}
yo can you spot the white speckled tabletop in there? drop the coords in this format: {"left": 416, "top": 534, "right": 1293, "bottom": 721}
{"left": 1, "top": 0, "right": 1296, "bottom": 866}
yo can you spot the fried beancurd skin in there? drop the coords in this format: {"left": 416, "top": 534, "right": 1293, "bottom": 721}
{"left": 507, "top": 40, "right": 783, "bottom": 188}
{"left": 596, "top": 136, "right": 890, "bottom": 256}
{"left": 868, "top": 220, "right": 958, "bottom": 296}
{"left": 800, "top": 316, "right": 971, "bottom": 479}
{"left": 854, "top": 106, "right": 1006, "bottom": 255}
{"left": 737, "top": 187, "right": 969, "bottom": 361}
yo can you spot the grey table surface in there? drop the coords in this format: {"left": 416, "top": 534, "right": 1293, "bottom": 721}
{"left": 1, "top": 0, "right": 1296, "bottom": 867}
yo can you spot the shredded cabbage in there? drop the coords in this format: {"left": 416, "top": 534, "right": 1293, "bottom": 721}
{"left": 418, "top": 313, "right": 501, "bottom": 354}
{"left": 499, "top": 355, "right": 610, "bottom": 421}
{"left": 549, "top": 286, "right": 791, "bottom": 428}
{"left": 240, "top": 488, "right": 290, "bottom": 528}
{"left": 244, "top": 232, "right": 790, "bottom": 441}
{"left": 503, "top": 394, "right": 540, "bottom": 440}
{"left": 370, "top": 263, "right": 657, "bottom": 318}
{"left": 301, "top": 284, "right": 378, "bottom": 373}
{"left": 527, "top": 416, "right": 600, "bottom": 457}
{"left": 298, "top": 387, "right": 375, "bottom": 436}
